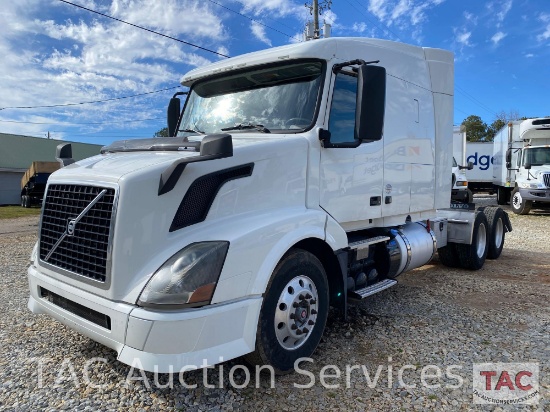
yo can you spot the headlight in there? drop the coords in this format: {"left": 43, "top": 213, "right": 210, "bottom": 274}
{"left": 138, "top": 241, "right": 229, "bottom": 308}
{"left": 30, "top": 242, "right": 38, "bottom": 264}
{"left": 456, "top": 181, "right": 468, "bottom": 186}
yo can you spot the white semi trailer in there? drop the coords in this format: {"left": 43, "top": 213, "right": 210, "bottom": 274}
{"left": 493, "top": 118, "right": 550, "bottom": 213}
{"left": 27, "top": 38, "right": 511, "bottom": 374}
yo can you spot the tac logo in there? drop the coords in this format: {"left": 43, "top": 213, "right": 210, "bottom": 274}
{"left": 473, "top": 363, "right": 539, "bottom": 405}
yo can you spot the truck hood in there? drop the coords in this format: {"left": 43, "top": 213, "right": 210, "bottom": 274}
{"left": 50, "top": 135, "right": 286, "bottom": 184}
{"left": 40, "top": 133, "right": 311, "bottom": 302}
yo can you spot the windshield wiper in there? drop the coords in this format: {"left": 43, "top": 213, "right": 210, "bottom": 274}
{"left": 221, "top": 123, "right": 270, "bottom": 133}
{"left": 179, "top": 128, "right": 205, "bottom": 134}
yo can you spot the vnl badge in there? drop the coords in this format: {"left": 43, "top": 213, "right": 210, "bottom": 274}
{"left": 473, "top": 363, "right": 539, "bottom": 405}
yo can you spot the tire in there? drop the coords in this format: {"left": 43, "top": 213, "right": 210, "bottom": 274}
{"left": 496, "top": 187, "right": 508, "bottom": 205}
{"left": 456, "top": 211, "right": 489, "bottom": 270}
{"left": 244, "top": 249, "right": 329, "bottom": 374}
{"left": 482, "top": 207, "right": 506, "bottom": 259}
{"left": 437, "top": 244, "right": 460, "bottom": 268}
{"left": 510, "top": 188, "right": 532, "bottom": 215}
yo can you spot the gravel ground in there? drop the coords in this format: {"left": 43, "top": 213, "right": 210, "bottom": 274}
{"left": 0, "top": 195, "right": 548, "bottom": 411}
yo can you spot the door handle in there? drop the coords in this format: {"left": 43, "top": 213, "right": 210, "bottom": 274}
{"left": 370, "top": 196, "right": 381, "bottom": 206}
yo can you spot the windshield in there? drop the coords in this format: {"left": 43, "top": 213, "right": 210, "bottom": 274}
{"left": 178, "top": 61, "right": 324, "bottom": 136}
{"left": 523, "top": 147, "right": 550, "bottom": 166}
{"left": 452, "top": 157, "right": 457, "bottom": 167}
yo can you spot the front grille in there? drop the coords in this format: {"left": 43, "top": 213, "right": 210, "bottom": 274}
{"left": 39, "top": 184, "right": 115, "bottom": 283}
{"left": 40, "top": 287, "right": 111, "bottom": 330}
{"left": 543, "top": 173, "right": 550, "bottom": 188}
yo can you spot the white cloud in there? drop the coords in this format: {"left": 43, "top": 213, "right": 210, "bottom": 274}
{"left": 250, "top": 22, "right": 272, "bottom": 47}
{"left": 525, "top": 53, "right": 534, "bottom": 58}
{"left": 456, "top": 30, "right": 472, "bottom": 47}
{"left": 491, "top": 31, "right": 507, "bottom": 45}
{"left": 537, "top": 24, "right": 550, "bottom": 42}
{"left": 496, "top": 0, "right": 513, "bottom": 23}
{"left": 463, "top": 11, "right": 478, "bottom": 25}
{"left": 352, "top": 22, "right": 368, "bottom": 34}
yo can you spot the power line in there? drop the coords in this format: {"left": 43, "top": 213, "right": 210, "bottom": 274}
{"left": 58, "top": 0, "right": 230, "bottom": 58}
{"left": 229, "top": 0, "right": 303, "bottom": 34}
{"left": 0, "top": 86, "right": 180, "bottom": 111}
{"left": 206, "top": 0, "right": 301, "bottom": 42}
{"left": 455, "top": 86, "right": 497, "bottom": 117}
{"left": 0, "top": 117, "right": 163, "bottom": 125}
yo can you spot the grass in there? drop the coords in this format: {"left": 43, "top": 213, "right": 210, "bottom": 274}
{"left": 0, "top": 205, "right": 41, "bottom": 220}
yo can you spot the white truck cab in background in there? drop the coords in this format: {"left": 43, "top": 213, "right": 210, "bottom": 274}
{"left": 493, "top": 118, "right": 550, "bottom": 213}
{"left": 27, "top": 38, "right": 511, "bottom": 374}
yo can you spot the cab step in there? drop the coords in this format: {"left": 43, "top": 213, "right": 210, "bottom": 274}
{"left": 349, "top": 235, "right": 390, "bottom": 260}
{"left": 348, "top": 279, "right": 397, "bottom": 300}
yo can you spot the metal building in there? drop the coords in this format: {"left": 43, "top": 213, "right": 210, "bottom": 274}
{"left": 0, "top": 133, "right": 102, "bottom": 205}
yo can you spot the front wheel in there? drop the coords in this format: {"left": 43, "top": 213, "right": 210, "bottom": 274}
{"left": 245, "top": 249, "right": 329, "bottom": 374}
{"left": 511, "top": 188, "right": 532, "bottom": 215}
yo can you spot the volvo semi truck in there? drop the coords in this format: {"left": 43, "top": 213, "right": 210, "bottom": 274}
{"left": 27, "top": 38, "right": 510, "bottom": 374}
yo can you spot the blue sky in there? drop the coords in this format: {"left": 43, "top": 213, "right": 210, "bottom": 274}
{"left": 0, "top": 0, "right": 549, "bottom": 145}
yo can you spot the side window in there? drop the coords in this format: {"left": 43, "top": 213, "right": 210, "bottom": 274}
{"left": 328, "top": 72, "right": 357, "bottom": 144}
{"left": 517, "top": 149, "right": 522, "bottom": 168}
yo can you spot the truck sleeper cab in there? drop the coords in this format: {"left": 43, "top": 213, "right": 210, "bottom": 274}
{"left": 28, "top": 38, "right": 510, "bottom": 374}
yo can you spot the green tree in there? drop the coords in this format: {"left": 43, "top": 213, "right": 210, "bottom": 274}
{"left": 487, "top": 119, "right": 506, "bottom": 141}
{"left": 461, "top": 115, "right": 488, "bottom": 142}
{"left": 154, "top": 127, "right": 169, "bottom": 137}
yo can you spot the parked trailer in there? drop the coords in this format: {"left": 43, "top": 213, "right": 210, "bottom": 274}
{"left": 20, "top": 161, "right": 59, "bottom": 208}
{"left": 493, "top": 118, "right": 550, "bottom": 213}
{"left": 465, "top": 142, "right": 494, "bottom": 193}
{"left": 28, "top": 38, "right": 511, "bottom": 374}
{"left": 451, "top": 126, "right": 473, "bottom": 202}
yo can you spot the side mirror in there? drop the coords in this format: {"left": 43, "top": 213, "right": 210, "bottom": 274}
{"left": 356, "top": 65, "right": 386, "bottom": 143}
{"left": 167, "top": 97, "right": 181, "bottom": 137}
{"left": 56, "top": 143, "right": 75, "bottom": 167}
{"left": 524, "top": 161, "right": 532, "bottom": 170}
{"left": 467, "top": 161, "right": 474, "bottom": 170}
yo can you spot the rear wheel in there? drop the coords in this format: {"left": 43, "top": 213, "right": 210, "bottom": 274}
{"left": 482, "top": 207, "right": 506, "bottom": 259}
{"left": 511, "top": 188, "right": 532, "bottom": 215}
{"left": 496, "top": 187, "right": 508, "bottom": 205}
{"left": 456, "top": 211, "right": 488, "bottom": 270}
{"left": 245, "top": 249, "right": 329, "bottom": 374}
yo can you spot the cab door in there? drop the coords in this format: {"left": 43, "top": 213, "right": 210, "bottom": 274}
{"left": 319, "top": 70, "right": 383, "bottom": 228}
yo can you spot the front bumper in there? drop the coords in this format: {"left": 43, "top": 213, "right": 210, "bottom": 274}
{"left": 28, "top": 265, "right": 262, "bottom": 372}
{"left": 518, "top": 187, "right": 550, "bottom": 202}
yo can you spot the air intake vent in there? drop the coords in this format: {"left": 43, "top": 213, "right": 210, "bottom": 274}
{"left": 170, "top": 164, "right": 254, "bottom": 232}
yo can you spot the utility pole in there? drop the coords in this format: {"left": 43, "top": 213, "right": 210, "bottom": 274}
{"left": 46, "top": 131, "right": 51, "bottom": 139}
{"left": 304, "top": 0, "right": 332, "bottom": 41}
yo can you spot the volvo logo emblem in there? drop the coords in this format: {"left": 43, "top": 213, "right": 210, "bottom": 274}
{"left": 67, "top": 219, "right": 76, "bottom": 236}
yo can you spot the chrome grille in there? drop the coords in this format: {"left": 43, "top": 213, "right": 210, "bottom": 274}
{"left": 543, "top": 173, "right": 550, "bottom": 188}
{"left": 39, "top": 184, "right": 116, "bottom": 283}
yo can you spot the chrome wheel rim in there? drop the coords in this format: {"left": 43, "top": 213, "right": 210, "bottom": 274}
{"left": 477, "top": 223, "right": 487, "bottom": 258}
{"left": 512, "top": 192, "right": 522, "bottom": 209}
{"left": 494, "top": 218, "right": 504, "bottom": 249}
{"left": 274, "top": 275, "right": 318, "bottom": 350}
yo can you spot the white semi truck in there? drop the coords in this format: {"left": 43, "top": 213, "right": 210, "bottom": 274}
{"left": 27, "top": 38, "right": 511, "bottom": 374}
{"left": 493, "top": 118, "right": 550, "bottom": 213}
